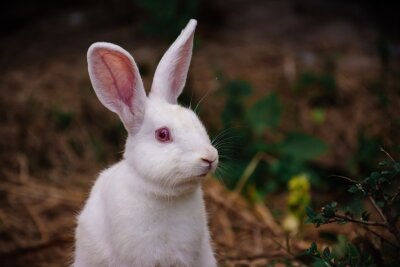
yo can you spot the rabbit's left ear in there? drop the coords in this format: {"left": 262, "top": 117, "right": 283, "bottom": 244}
{"left": 87, "top": 42, "right": 146, "bottom": 134}
{"left": 149, "top": 19, "right": 197, "bottom": 104}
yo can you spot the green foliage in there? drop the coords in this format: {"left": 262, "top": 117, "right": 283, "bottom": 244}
{"left": 287, "top": 174, "right": 311, "bottom": 216}
{"left": 306, "top": 242, "right": 375, "bottom": 267}
{"left": 134, "top": 0, "right": 198, "bottom": 39}
{"left": 306, "top": 153, "right": 400, "bottom": 266}
{"left": 277, "top": 133, "right": 328, "bottom": 162}
{"left": 296, "top": 72, "right": 337, "bottom": 94}
{"left": 50, "top": 107, "right": 74, "bottom": 131}
{"left": 310, "top": 108, "right": 326, "bottom": 125}
{"left": 221, "top": 80, "right": 251, "bottom": 128}
{"left": 246, "top": 92, "right": 281, "bottom": 135}
{"left": 90, "top": 138, "right": 106, "bottom": 162}
{"left": 217, "top": 79, "right": 328, "bottom": 195}
{"left": 351, "top": 134, "right": 381, "bottom": 174}
{"left": 283, "top": 174, "right": 311, "bottom": 233}
{"left": 294, "top": 71, "right": 337, "bottom": 106}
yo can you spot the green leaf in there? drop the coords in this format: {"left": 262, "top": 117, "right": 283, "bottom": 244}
{"left": 379, "top": 160, "right": 390, "bottom": 167}
{"left": 347, "top": 185, "right": 364, "bottom": 199}
{"left": 307, "top": 242, "right": 318, "bottom": 255}
{"left": 225, "top": 80, "right": 252, "bottom": 96}
{"left": 347, "top": 185, "right": 359, "bottom": 193}
{"left": 346, "top": 244, "right": 359, "bottom": 265}
{"left": 320, "top": 73, "right": 337, "bottom": 93}
{"left": 247, "top": 92, "right": 282, "bottom": 135}
{"left": 395, "top": 162, "right": 400, "bottom": 172}
{"left": 50, "top": 107, "right": 74, "bottom": 130}
{"left": 321, "top": 202, "right": 337, "bottom": 218}
{"left": 322, "top": 247, "right": 331, "bottom": 260}
{"left": 221, "top": 100, "right": 245, "bottom": 127}
{"left": 221, "top": 80, "right": 252, "bottom": 127}
{"left": 311, "top": 108, "right": 326, "bottom": 124}
{"left": 277, "top": 132, "right": 328, "bottom": 161}
{"left": 311, "top": 259, "right": 329, "bottom": 267}
{"left": 251, "top": 142, "right": 276, "bottom": 153}
{"left": 306, "top": 206, "right": 317, "bottom": 219}
{"left": 370, "top": 171, "right": 380, "bottom": 180}
{"left": 361, "top": 211, "right": 370, "bottom": 221}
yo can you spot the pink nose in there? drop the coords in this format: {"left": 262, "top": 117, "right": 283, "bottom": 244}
{"left": 201, "top": 157, "right": 215, "bottom": 164}
{"left": 201, "top": 146, "right": 218, "bottom": 164}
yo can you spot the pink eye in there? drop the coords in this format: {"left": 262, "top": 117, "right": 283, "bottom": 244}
{"left": 155, "top": 127, "right": 171, "bottom": 143}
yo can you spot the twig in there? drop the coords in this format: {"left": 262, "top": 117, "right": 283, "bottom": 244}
{"left": 367, "top": 195, "right": 387, "bottom": 224}
{"left": 234, "top": 152, "right": 263, "bottom": 195}
{"left": 380, "top": 147, "right": 395, "bottom": 162}
{"left": 389, "top": 187, "right": 400, "bottom": 205}
{"left": 329, "top": 175, "right": 359, "bottom": 184}
{"left": 268, "top": 235, "right": 297, "bottom": 260}
{"left": 388, "top": 226, "right": 400, "bottom": 245}
{"left": 253, "top": 202, "right": 283, "bottom": 236}
{"left": 205, "top": 186, "right": 265, "bottom": 229}
{"left": 366, "top": 194, "right": 400, "bottom": 244}
{"left": 331, "top": 214, "right": 387, "bottom": 227}
{"left": 362, "top": 225, "right": 400, "bottom": 249}
{"left": 285, "top": 233, "right": 291, "bottom": 254}
{"left": 227, "top": 152, "right": 263, "bottom": 206}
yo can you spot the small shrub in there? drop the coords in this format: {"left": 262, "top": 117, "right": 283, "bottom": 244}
{"left": 306, "top": 241, "right": 375, "bottom": 267}
{"left": 306, "top": 149, "right": 400, "bottom": 266}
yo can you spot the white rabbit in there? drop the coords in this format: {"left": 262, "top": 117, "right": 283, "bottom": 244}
{"left": 73, "top": 19, "right": 218, "bottom": 267}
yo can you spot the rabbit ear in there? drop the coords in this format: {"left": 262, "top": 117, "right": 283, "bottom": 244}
{"left": 87, "top": 42, "right": 146, "bottom": 133}
{"left": 149, "top": 19, "right": 197, "bottom": 104}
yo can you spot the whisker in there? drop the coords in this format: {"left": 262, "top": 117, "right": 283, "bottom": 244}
{"left": 211, "top": 126, "right": 239, "bottom": 144}
{"left": 189, "top": 89, "right": 195, "bottom": 110}
{"left": 194, "top": 87, "right": 213, "bottom": 113}
{"left": 214, "top": 137, "right": 240, "bottom": 148}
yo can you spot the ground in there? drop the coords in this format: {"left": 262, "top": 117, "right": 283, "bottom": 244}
{"left": 0, "top": 0, "right": 398, "bottom": 266}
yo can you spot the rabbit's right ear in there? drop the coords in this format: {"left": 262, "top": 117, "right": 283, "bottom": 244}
{"left": 149, "top": 19, "right": 197, "bottom": 104}
{"left": 87, "top": 42, "right": 146, "bottom": 133}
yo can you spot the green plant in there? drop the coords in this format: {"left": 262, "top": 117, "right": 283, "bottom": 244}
{"left": 306, "top": 149, "right": 400, "bottom": 266}
{"left": 49, "top": 107, "right": 74, "bottom": 131}
{"left": 294, "top": 71, "right": 337, "bottom": 107}
{"left": 283, "top": 174, "right": 311, "bottom": 234}
{"left": 306, "top": 242, "right": 375, "bottom": 267}
{"left": 215, "top": 79, "right": 328, "bottom": 196}
{"left": 350, "top": 134, "right": 382, "bottom": 175}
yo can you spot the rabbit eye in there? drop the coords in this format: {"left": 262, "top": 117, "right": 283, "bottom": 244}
{"left": 155, "top": 127, "right": 171, "bottom": 143}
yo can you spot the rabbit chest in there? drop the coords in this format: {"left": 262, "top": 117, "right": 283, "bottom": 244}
{"left": 78, "top": 161, "right": 209, "bottom": 266}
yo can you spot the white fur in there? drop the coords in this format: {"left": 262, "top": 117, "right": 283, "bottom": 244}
{"left": 74, "top": 19, "right": 218, "bottom": 267}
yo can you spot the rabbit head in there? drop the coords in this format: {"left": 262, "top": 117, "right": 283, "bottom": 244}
{"left": 87, "top": 19, "right": 218, "bottom": 196}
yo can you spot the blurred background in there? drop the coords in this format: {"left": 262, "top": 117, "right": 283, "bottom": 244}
{"left": 1, "top": 0, "right": 400, "bottom": 266}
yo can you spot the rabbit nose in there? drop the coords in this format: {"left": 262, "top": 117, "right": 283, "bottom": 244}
{"left": 201, "top": 158, "right": 215, "bottom": 164}
{"left": 201, "top": 146, "right": 218, "bottom": 166}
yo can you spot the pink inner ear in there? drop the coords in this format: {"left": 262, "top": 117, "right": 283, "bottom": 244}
{"left": 150, "top": 19, "right": 196, "bottom": 104}
{"left": 97, "top": 51, "right": 135, "bottom": 108}
{"left": 171, "top": 46, "right": 191, "bottom": 97}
